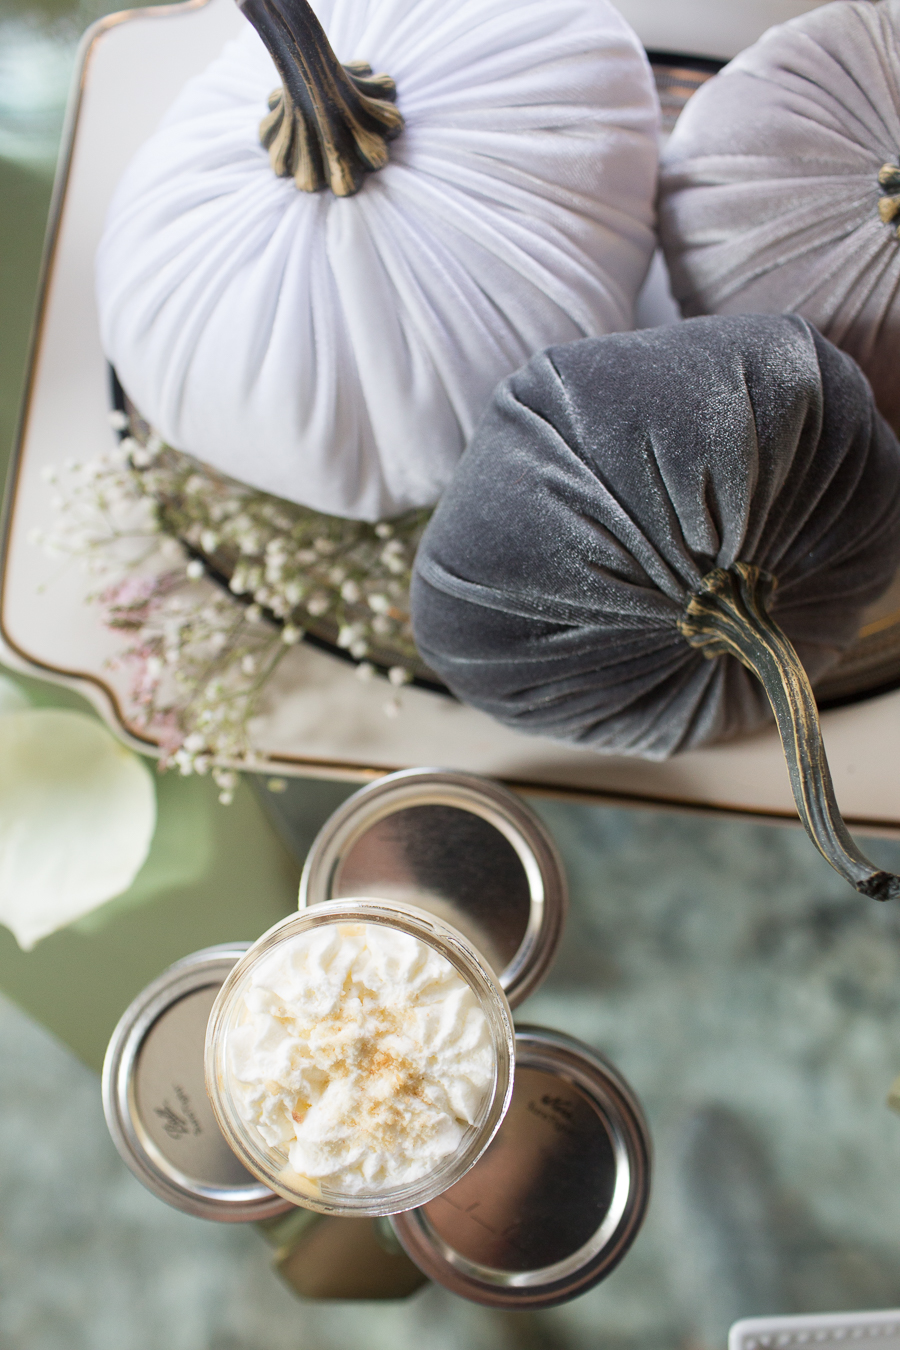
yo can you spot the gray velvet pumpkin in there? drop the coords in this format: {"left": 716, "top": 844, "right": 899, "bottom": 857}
{"left": 411, "top": 314, "right": 900, "bottom": 899}
{"left": 658, "top": 0, "right": 900, "bottom": 432}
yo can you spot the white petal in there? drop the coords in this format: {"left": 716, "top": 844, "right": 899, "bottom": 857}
{"left": 0, "top": 711, "right": 156, "bottom": 949}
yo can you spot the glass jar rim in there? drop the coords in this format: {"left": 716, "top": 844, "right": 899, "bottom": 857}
{"left": 204, "top": 897, "right": 516, "bottom": 1216}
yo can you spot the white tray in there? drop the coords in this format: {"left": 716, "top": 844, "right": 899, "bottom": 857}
{"left": 4, "top": 0, "right": 900, "bottom": 834}
{"left": 616, "top": 0, "right": 827, "bottom": 60}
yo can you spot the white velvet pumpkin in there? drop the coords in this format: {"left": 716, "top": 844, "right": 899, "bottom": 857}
{"left": 96, "top": 0, "right": 659, "bottom": 521}
{"left": 658, "top": 0, "right": 900, "bottom": 431}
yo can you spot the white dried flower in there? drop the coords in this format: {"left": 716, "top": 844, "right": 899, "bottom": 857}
{"left": 388, "top": 666, "right": 411, "bottom": 687}
{"left": 266, "top": 777, "right": 288, "bottom": 793}
{"left": 108, "top": 409, "right": 129, "bottom": 431}
{"left": 337, "top": 623, "right": 364, "bottom": 650}
{"left": 173, "top": 748, "right": 195, "bottom": 775}
{"left": 35, "top": 433, "right": 425, "bottom": 785}
{"left": 355, "top": 662, "right": 376, "bottom": 682}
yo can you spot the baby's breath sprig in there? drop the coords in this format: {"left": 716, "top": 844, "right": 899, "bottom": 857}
{"left": 30, "top": 410, "right": 434, "bottom": 795}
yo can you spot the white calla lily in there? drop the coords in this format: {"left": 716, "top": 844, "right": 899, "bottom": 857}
{"left": 0, "top": 710, "right": 156, "bottom": 949}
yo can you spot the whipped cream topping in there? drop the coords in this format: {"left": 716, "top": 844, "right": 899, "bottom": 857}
{"left": 227, "top": 921, "right": 495, "bottom": 1194}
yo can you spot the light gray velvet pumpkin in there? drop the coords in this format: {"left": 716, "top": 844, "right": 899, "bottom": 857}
{"left": 658, "top": 0, "right": 900, "bottom": 431}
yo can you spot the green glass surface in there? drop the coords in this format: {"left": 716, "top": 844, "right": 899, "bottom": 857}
{"left": 0, "top": 769, "right": 303, "bottom": 1071}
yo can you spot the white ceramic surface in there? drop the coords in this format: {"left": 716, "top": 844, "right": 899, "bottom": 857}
{"left": 616, "top": 0, "right": 828, "bottom": 59}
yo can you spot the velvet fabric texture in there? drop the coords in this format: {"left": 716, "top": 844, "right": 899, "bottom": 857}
{"left": 410, "top": 315, "right": 900, "bottom": 759}
{"left": 658, "top": 0, "right": 900, "bottom": 432}
{"left": 95, "top": 0, "right": 658, "bottom": 522}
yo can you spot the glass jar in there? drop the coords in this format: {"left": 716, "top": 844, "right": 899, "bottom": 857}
{"left": 205, "top": 898, "right": 515, "bottom": 1217}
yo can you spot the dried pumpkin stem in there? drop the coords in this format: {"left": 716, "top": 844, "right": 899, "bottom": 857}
{"left": 877, "top": 162, "right": 900, "bottom": 237}
{"left": 238, "top": 0, "right": 404, "bottom": 196}
{"left": 679, "top": 562, "right": 900, "bottom": 901}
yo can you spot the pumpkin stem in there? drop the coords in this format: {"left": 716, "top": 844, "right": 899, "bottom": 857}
{"left": 877, "top": 162, "right": 900, "bottom": 237}
{"left": 237, "top": 0, "right": 404, "bottom": 197}
{"left": 679, "top": 562, "right": 900, "bottom": 901}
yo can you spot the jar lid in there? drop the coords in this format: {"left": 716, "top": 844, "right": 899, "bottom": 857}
{"left": 298, "top": 769, "right": 567, "bottom": 1008}
{"left": 102, "top": 945, "right": 293, "bottom": 1222}
{"left": 390, "top": 1027, "right": 651, "bottom": 1309}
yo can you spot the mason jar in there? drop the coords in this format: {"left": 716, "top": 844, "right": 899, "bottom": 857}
{"left": 205, "top": 898, "right": 516, "bottom": 1217}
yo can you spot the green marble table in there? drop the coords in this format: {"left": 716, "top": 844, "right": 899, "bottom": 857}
{"left": 6, "top": 9, "right": 900, "bottom": 1350}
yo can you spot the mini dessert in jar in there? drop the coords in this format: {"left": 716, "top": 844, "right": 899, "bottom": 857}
{"left": 205, "top": 899, "right": 515, "bottom": 1216}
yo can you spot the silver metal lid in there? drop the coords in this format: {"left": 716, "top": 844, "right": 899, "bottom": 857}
{"left": 102, "top": 945, "right": 293, "bottom": 1222}
{"left": 298, "top": 769, "right": 567, "bottom": 1008}
{"left": 390, "top": 1027, "right": 651, "bottom": 1309}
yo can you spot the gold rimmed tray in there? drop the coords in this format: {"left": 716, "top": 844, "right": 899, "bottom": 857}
{"left": 5, "top": 0, "right": 900, "bottom": 836}
{"left": 816, "top": 569, "right": 900, "bottom": 707}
